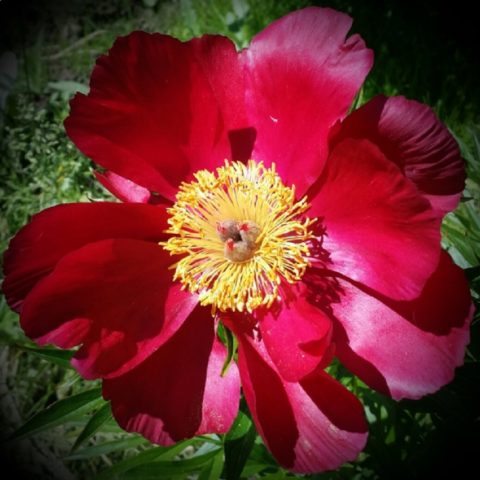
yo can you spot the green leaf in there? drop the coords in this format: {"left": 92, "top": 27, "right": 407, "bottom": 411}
{"left": 241, "top": 443, "right": 278, "bottom": 477}
{"left": 64, "top": 436, "right": 148, "bottom": 460}
{"left": 18, "top": 344, "right": 75, "bottom": 369}
{"left": 71, "top": 402, "right": 112, "bottom": 451}
{"left": 261, "top": 472, "right": 287, "bottom": 480}
{"left": 122, "top": 448, "right": 221, "bottom": 479}
{"left": 197, "top": 434, "right": 223, "bottom": 446}
{"left": 198, "top": 450, "right": 224, "bottom": 480}
{"left": 224, "top": 411, "right": 257, "bottom": 480}
{"left": 9, "top": 387, "right": 103, "bottom": 441}
{"left": 225, "top": 410, "right": 252, "bottom": 441}
{"left": 443, "top": 208, "right": 480, "bottom": 268}
{"left": 95, "top": 440, "right": 193, "bottom": 480}
{"left": 221, "top": 325, "right": 237, "bottom": 377}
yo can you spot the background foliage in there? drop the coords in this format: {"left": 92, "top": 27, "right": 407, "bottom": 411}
{"left": 0, "top": 0, "right": 479, "bottom": 478}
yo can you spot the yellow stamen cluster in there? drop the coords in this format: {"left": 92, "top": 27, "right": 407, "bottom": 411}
{"left": 163, "top": 160, "right": 315, "bottom": 313}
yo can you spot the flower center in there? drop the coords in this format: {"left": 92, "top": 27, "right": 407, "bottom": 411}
{"left": 217, "top": 219, "right": 260, "bottom": 262}
{"left": 163, "top": 160, "right": 315, "bottom": 313}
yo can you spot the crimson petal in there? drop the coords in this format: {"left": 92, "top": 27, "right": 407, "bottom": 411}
{"left": 332, "top": 251, "right": 473, "bottom": 399}
{"left": 2, "top": 202, "right": 170, "bottom": 312}
{"left": 242, "top": 7, "right": 373, "bottom": 195}
{"left": 65, "top": 33, "right": 246, "bottom": 201}
{"left": 20, "top": 239, "right": 197, "bottom": 379}
{"left": 103, "top": 306, "right": 240, "bottom": 444}
{"left": 258, "top": 284, "right": 333, "bottom": 382}
{"left": 232, "top": 330, "right": 367, "bottom": 473}
{"left": 94, "top": 171, "right": 161, "bottom": 204}
{"left": 334, "top": 95, "right": 465, "bottom": 216}
{"left": 309, "top": 138, "right": 441, "bottom": 301}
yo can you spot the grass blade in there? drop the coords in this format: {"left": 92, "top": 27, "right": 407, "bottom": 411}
{"left": 95, "top": 440, "right": 193, "bottom": 480}
{"left": 71, "top": 401, "right": 112, "bottom": 451}
{"left": 9, "top": 387, "right": 103, "bottom": 441}
{"left": 17, "top": 344, "right": 75, "bottom": 369}
{"left": 198, "top": 450, "right": 224, "bottom": 480}
{"left": 64, "top": 436, "right": 147, "bottom": 460}
{"left": 122, "top": 448, "right": 221, "bottom": 479}
{"left": 224, "top": 411, "right": 257, "bottom": 480}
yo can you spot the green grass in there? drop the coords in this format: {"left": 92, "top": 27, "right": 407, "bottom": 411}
{"left": 1, "top": 0, "right": 479, "bottom": 478}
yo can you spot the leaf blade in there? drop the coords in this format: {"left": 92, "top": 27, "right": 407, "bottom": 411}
{"left": 71, "top": 401, "right": 112, "bottom": 451}
{"left": 9, "top": 387, "right": 103, "bottom": 441}
{"left": 224, "top": 411, "right": 257, "bottom": 480}
{"left": 18, "top": 344, "right": 75, "bottom": 369}
{"left": 198, "top": 450, "right": 224, "bottom": 480}
{"left": 95, "top": 440, "right": 194, "bottom": 480}
{"left": 64, "top": 436, "right": 147, "bottom": 460}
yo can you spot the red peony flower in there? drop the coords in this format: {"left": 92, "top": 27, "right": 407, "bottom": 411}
{"left": 2, "top": 7, "right": 473, "bottom": 473}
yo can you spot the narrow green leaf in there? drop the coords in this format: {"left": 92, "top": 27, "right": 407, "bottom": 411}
{"left": 95, "top": 440, "right": 193, "bottom": 480}
{"left": 261, "top": 472, "right": 287, "bottom": 480}
{"left": 9, "top": 387, "right": 103, "bottom": 441}
{"left": 197, "top": 434, "right": 222, "bottom": 446}
{"left": 221, "top": 326, "right": 237, "bottom": 377}
{"left": 122, "top": 449, "right": 221, "bottom": 478}
{"left": 241, "top": 462, "right": 270, "bottom": 477}
{"left": 224, "top": 411, "right": 257, "bottom": 480}
{"left": 71, "top": 402, "right": 112, "bottom": 451}
{"left": 241, "top": 443, "right": 278, "bottom": 477}
{"left": 246, "top": 442, "right": 277, "bottom": 465}
{"left": 65, "top": 416, "right": 125, "bottom": 433}
{"left": 198, "top": 450, "right": 224, "bottom": 480}
{"left": 225, "top": 411, "right": 252, "bottom": 441}
{"left": 18, "top": 344, "right": 75, "bottom": 369}
{"left": 64, "top": 436, "right": 147, "bottom": 460}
